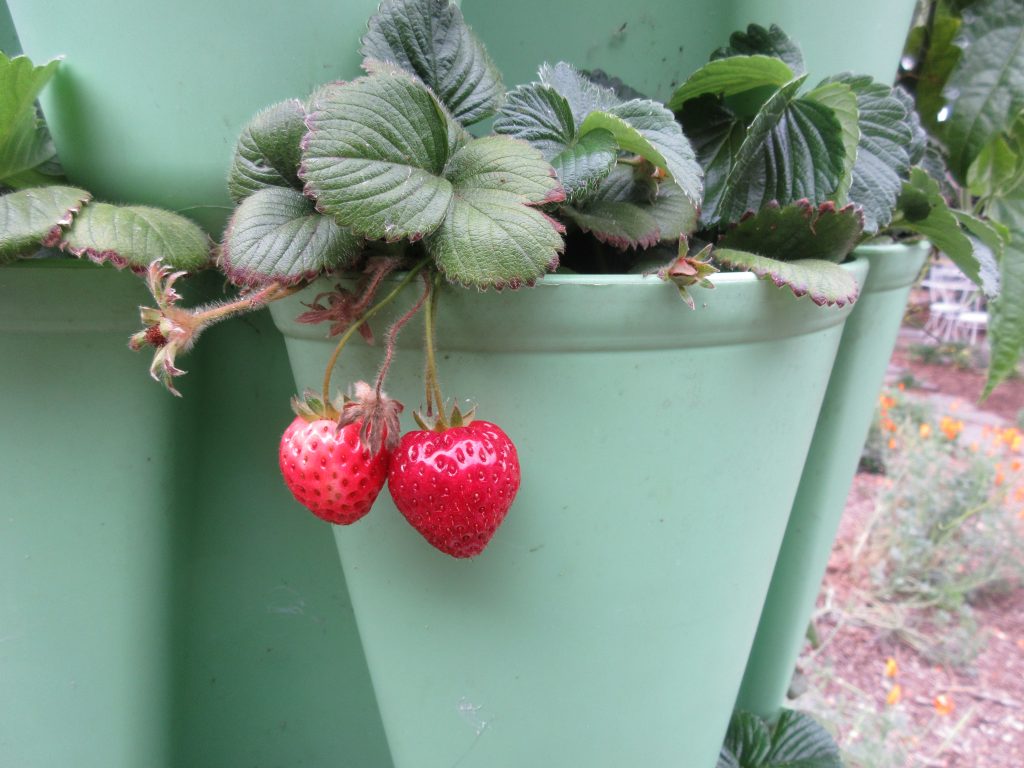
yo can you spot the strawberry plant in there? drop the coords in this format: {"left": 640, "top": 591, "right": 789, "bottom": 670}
{"left": 6, "top": 0, "right": 1012, "bottom": 556}
{"left": 900, "top": 0, "right": 1024, "bottom": 394}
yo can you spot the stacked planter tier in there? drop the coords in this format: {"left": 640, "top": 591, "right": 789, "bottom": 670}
{"left": 0, "top": 262, "right": 185, "bottom": 766}
{"left": 737, "top": 241, "right": 930, "bottom": 718}
{"left": 9, "top": 0, "right": 917, "bottom": 232}
{"left": 0, "top": 263, "right": 392, "bottom": 767}
{"left": 270, "top": 262, "right": 868, "bottom": 768}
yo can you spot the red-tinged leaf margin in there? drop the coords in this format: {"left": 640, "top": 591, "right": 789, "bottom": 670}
{"left": 714, "top": 247, "right": 860, "bottom": 307}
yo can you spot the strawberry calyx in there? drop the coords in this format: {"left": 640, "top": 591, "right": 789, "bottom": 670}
{"left": 338, "top": 381, "right": 404, "bottom": 455}
{"left": 659, "top": 241, "right": 718, "bottom": 310}
{"left": 412, "top": 400, "right": 477, "bottom": 432}
{"left": 290, "top": 388, "right": 342, "bottom": 422}
{"left": 291, "top": 383, "right": 404, "bottom": 455}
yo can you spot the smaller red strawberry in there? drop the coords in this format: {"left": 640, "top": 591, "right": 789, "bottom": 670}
{"left": 388, "top": 404, "right": 520, "bottom": 558}
{"left": 279, "top": 383, "right": 402, "bottom": 525}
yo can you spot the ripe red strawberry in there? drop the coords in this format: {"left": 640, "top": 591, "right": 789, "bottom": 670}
{"left": 279, "top": 384, "right": 402, "bottom": 525}
{"left": 388, "top": 413, "right": 520, "bottom": 558}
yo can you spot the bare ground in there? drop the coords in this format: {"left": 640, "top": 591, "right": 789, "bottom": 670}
{"left": 794, "top": 333, "right": 1024, "bottom": 767}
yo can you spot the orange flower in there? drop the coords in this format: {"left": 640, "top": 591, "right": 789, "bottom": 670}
{"left": 886, "top": 684, "right": 903, "bottom": 705}
{"left": 939, "top": 416, "right": 964, "bottom": 440}
{"left": 897, "top": 382, "right": 906, "bottom": 392}
{"left": 995, "top": 463, "right": 1006, "bottom": 487}
{"left": 882, "top": 417, "right": 898, "bottom": 433}
{"left": 879, "top": 394, "right": 896, "bottom": 410}
{"left": 884, "top": 657, "right": 899, "bottom": 678}
{"left": 1013, "top": 486, "right": 1024, "bottom": 503}
{"left": 888, "top": 437, "right": 897, "bottom": 450}
{"left": 934, "top": 694, "right": 955, "bottom": 716}
{"left": 1013, "top": 459, "right": 1023, "bottom": 473}
{"left": 919, "top": 423, "right": 932, "bottom": 439}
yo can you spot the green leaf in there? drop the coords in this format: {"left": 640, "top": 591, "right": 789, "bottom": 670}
{"left": 897, "top": 168, "right": 996, "bottom": 294}
{"left": 667, "top": 55, "right": 795, "bottom": 111}
{"left": 579, "top": 99, "right": 703, "bottom": 207}
{"left": 538, "top": 62, "right": 621, "bottom": 128}
{"left": 718, "top": 199, "right": 864, "bottom": 264}
{"left": 227, "top": 99, "right": 307, "bottom": 203}
{"left": 967, "top": 115, "right": 1024, "bottom": 200}
{"left": 804, "top": 81, "right": 860, "bottom": 205}
{"left": 766, "top": 710, "right": 842, "bottom": 767}
{"left": 300, "top": 73, "right": 455, "bottom": 241}
{"left": 580, "top": 69, "right": 647, "bottom": 102}
{"left": 493, "top": 82, "right": 616, "bottom": 202}
{"left": 715, "top": 248, "right": 859, "bottom": 306}
{"left": 425, "top": 135, "right": 565, "bottom": 289}
{"left": 0, "top": 53, "right": 62, "bottom": 184}
{"left": 61, "top": 203, "right": 209, "bottom": 271}
{"left": 944, "top": 0, "right": 1024, "bottom": 181}
{"left": 986, "top": 226, "right": 1024, "bottom": 397}
{"left": 360, "top": 0, "right": 503, "bottom": 125}
{"left": 724, "top": 711, "right": 773, "bottom": 766}
{"left": 710, "top": 24, "right": 806, "bottom": 75}
{"left": 679, "top": 96, "right": 745, "bottom": 226}
{"left": 550, "top": 129, "right": 618, "bottom": 203}
{"left": 716, "top": 748, "right": 741, "bottom": 768}
{"left": 0, "top": 185, "right": 89, "bottom": 262}
{"left": 493, "top": 83, "right": 575, "bottom": 160}
{"left": 717, "top": 77, "right": 848, "bottom": 223}
{"left": 221, "top": 187, "right": 363, "bottom": 286}
{"left": 822, "top": 74, "right": 917, "bottom": 232}
{"left": 562, "top": 166, "right": 694, "bottom": 249}
{"left": 905, "top": 13, "right": 962, "bottom": 133}
{"left": 892, "top": 86, "right": 927, "bottom": 165}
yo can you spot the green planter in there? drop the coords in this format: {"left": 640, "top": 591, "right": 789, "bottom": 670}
{"left": 463, "top": 0, "right": 918, "bottom": 103}
{"left": 0, "top": 263, "right": 391, "bottom": 767}
{"left": 0, "top": 261, "right": 186, "bottom": 767}
{"left": 167, "top": 309, "right": 393, "bottom": 767}
{"left": 269, "top": 260, "right": 868, "bottom": 768}
{"left": 5, "top": 0, "right": 379, "bottom": 233}
{"left": 736, "top": 241, "right": 930, "bottom": 718}
{"left": 0, "top": 0, "right": 18, "bottom": 55}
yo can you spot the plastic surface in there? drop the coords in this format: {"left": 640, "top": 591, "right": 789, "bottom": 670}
{"left": 463, "top": 0, "right": 917, "bottom": 103}
{"left": 0, "top": 0, "right": 18, "bottom": 55}
{"left": 0, "top": 261, "right": 182, "bottom": 767}
{"left": 736, "top": 241, "right": 930, "bottom": 719}
{"left": 5, "top": 0, "right": 380, "bottom": 233}
{"left": 270, "top": 261, "right": 868, "bottom": 768}
{"left": 0, "top": 262, "right": 391, "bottom": 767}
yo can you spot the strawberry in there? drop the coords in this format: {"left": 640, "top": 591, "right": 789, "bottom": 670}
{"left": 388, "top": 407, "right": 520, "bottom": 558}
{"left": 279, "top": 384, "right": 402, "bottom": 525}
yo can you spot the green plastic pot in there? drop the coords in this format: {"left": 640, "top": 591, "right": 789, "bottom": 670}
{"left": 736, "top": 241, "right": 930, "bottom": 719}
{"left": 463, "top": 0, "right": 917, "bottom": 103}
{"left": 167, "top": 307, "right": 393, "bottom": 767}
{"left": 0, "top": 0, "right": 18, "bottom": 55}
{"left": 0, "top": 263, "right": 391, "bottom": 767}
{"left": 5, "top": 0, "right": 379, "bottom": 233}
{"left": 0, "top": 261, "right": 186, "bottom": 767}
{"left": 269, "top": 260, "right": 868, "bottom": 768}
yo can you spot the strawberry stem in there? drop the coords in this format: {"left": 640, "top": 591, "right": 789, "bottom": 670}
{"left": 321, "top": 256, "right": 431, "bottom": 404}
{"left": 373, "top": 271, "right": 431, "bottom": 396}
{"left": 423, "top": 270, "right": 446, "bottom": 426}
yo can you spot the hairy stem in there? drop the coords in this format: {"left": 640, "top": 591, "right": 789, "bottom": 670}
{"left": 374, "top": 272, "right": 431, "bottom": 395}
{"left": 193, "top": 281, "right": 300, "bottom": 325}
{"left": 321, "top": 257, "right": 431, "bottom": 404}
